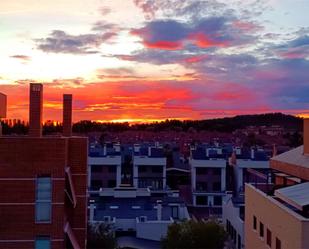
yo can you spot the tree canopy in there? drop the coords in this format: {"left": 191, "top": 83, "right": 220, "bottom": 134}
{"left": 161, "top": 220, "right": 227, "bottom": 249}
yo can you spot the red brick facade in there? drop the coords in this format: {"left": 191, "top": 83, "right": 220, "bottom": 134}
{"left": 0, "top": 84, "right": 88, "bottom": 249}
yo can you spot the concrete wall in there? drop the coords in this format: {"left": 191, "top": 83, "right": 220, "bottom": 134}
{"left": 222, "top": 196, "right": 244, "bottom": 248}
{"left": 115, "top": 218, "right": 136, "bottom": 231}
{"left": 136, "top": 220, "right": 172, "bottom": 241}
{"left": 245, "top": 184, "right": 309, "bottom": 249}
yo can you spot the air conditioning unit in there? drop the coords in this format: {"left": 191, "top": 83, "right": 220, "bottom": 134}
{"left": 140, "top": 216, "right": 147, "bottom": 222}
{"left": 103, "top": 216, "right": 111, "bottom": 222}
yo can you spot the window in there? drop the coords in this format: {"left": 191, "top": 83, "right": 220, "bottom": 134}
{"left": 253, "top": 216, "right": 257, "bottom": 230}
{"left": 259, "top": 222, "right": 264, "bottom": 238}
{"left": 139, "top": 166, "right": 147, "bottom": 173}
{"left": 226, "top": 220, "right": 230, "bottom": 233}
{"left": 267, "top": 229, "right": 272, "bottom": 247}
{"left": 91, "top": 180, "right": 102, "bottom": 189}
{"left": 196, "top": 168, "right": 208, "bottom": 175}
{"left": 237, "top": 234, "right": 241, "bottom": 249}
{"left": 91, "top": 165, "right": 102, "bottom": 173}
{"left": 213, "top": 196, "right": 222, "bottom": 206}
{"left": 212, "top": 168, "right": 221, "bottom": 176}
{"left": 196, "top": 196, "right": 208, "bottom": 205}
{"left": 196, "top": 182, "right": 207, "bottom": 191}
{"left": 213, "top": 182, "right": 221, "bottom": 191}
{"left": 108, "top": 166, "right": 116, "bottom": 173}
{"left": 35, "top": 236, "right": 50, "bottom": 249}
{"left": 152, "top": 166, "right": 163, "bottom": 173}
{"left": 107, "top": 180, "right": 116, "bottom": 188}
{"left": 171, "top": 206, "right": 179, "bottom": 219}
{"left": 276, "top": 238, "right": 281, "bottom": 249}
{"left": 36, "top": 177, "right": 51, "bottom": 223}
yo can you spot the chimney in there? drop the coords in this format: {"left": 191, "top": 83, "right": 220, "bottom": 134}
{"left": 63, "top": 94, "right": 72, "bottom": 137}
{"left": 0, "top": 93, "right": 7, "bottom": 136}
{"left": 29, "top": 83, "right": 43, "bottom": 137}
{"left": 304, "top": 119, "right": 309, "bottom": 155}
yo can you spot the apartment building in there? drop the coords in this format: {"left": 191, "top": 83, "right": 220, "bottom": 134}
{"left": 88, "top": 143, "right": 122, "bottom": 189}
{"left": 223, "top": 147, "right": 270, "bottom": 249}
{"left": 245, "top": 119, "right": 309, "bottom": 249}
{"left": 190, "top": 144, "right": 229, "bottom": 216}
{"left": 0, "top": 92, "right": 7, "bottom": 135}
{"left": 133, "top": 144, "right": 167, "bottom": 190}
{"left": 0, "top": 84, "right": 88, "bottom": 249}
{"left": 89, "top": 186, "right": 190, "bottom": 241}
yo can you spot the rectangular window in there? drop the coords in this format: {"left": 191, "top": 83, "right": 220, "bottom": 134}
{"left": 213, "top": 182, "right": 221, "bottom": 191}
{"left": 212, "top": 168, "right": 221, "bottom": 176}
{"left": 36, "top": 177, "right": 51, "bottom": 223}
{"left": 196, "top": 168, "right": 208, "bottom": 175}
{"left": 91, "top": 165, "right": 102, "bottom": 173}
{"left": 196, "top": 182, "right": 207, "bottom": 191}
{"left": 253, "top": 216, "right": 257, "bottom": 230}
{"left": 35, "top": 236, "right": 51, "bottom": 249}
{"left": 267, "top": 229, "right": 272, "bottom": 247}
{"left": 107, "top": 180, "right": 116, "bottom": 188}
{"left": 213, "top": 196, "right": 222, "bottom": 206}
{"left": 139, "top": 166, "right": 147, "bottom": 173}
{"left": 259, "top": 222, "right": 264, "bottom": 238}
{"left": 152, "top": 166, "right": 163, "bottom": 173}
{"left": 276, "top": 238, "right": 281, "bottom": 249}
{"left": 171, "top": 206, "right": 179, "bottom": 219}
{"left": 237, "top": 234, "right": 241, "bottom": 249}
{"left": 108, "top": 166, "right": 116, "bottom": 173}
{"left": 196, "top": 196, "right": 208, "bottom": 205}
{"left": 91, "top": 180, "right": 102, "bottom": 189}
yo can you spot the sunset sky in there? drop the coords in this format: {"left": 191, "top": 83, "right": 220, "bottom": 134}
{"left": 0, "top": 0, "right": 309, "bottom": 122}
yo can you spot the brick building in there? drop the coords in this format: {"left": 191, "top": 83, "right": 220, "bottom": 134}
{"left": 0, "top": 84, "right": 88, "bottom": 249}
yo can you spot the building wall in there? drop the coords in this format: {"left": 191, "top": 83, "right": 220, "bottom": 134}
{"left": 222, "top": 196, "right": 244, "bottom": 249}
{"left": 0, "top": 136, "right": 88, "bottom": 249}
{"left": 0, "top": 137, "right": 66, "bottom": 248}
{"left": 136, "top": 220, "right": 172, "bottom": 241}
{"left": 67, "top": 137, "right": 88, "bottom": 249}
{"left": 245, "top": 184, "right": 309, "bottom": 249}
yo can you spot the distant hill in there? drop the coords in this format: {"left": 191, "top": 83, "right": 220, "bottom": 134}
{"left": 73, "top": 113, "right": 303, "bottom": 133}
{"left": 2, "top": 113, "right": 303, "bottom": 134}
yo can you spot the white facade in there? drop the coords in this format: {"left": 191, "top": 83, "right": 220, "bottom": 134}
{"left": 222, "top": 194, "right": 245, "bottom": 249}
{"left": 191, "top": 158, "right": 227, "bottom": 207}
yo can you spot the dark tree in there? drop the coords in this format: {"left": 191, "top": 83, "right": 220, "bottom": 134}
{"left": 161, "top": 220, "right": 227, "bottom": 249}
{"left": 87, "top": 223, "right": 117, "bottom": 249}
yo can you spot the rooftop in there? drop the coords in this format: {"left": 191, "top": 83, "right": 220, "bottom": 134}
{"left": 275, "top": 182, "right": 309, "bottom": 211}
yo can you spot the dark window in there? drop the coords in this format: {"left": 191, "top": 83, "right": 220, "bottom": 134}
{"left": 35, "top": 177, "right": 51, "bottom": 223}
{"left": 213, "top": 182, "right": 221, "bottom": 191}
{"left": 35, "top": 236, "right": 51, "bottom": 249}
{"left": 108, "top": 166, "right": 116, "bottom": 173}
{"left": 196, "top": 182, "right": 207, "bottom": 191}
{"left": 139, "top": 166, "right": 147, "bottom": 173}
{"left": 267, "top": 229, "right": 272, "bottom": 247}
{"left": 196, "top": 168, "right": 208, "bottom": 175}
{"left": 253, "top": 216, "right": 257, "bottom": 230}
{"left": 171, "top": 206, "right": 179, "bottom": 219}
{"left": 196, "top": 196, "right": 208, "bottom": 205}
{"left": 91, "top": 180, "right": 102, "bottom": 189}
{"left": 237, "top": 234, "right": 241, "bottom": 249}
{"left": 91, "top": 165, "right": 102, "bottom": 173}
{"left": 212, "top": 168, "right": 221, "bottom": 176}
{"left": 213, "top": 196, "right": 222, "bottom": 206}
{"left": 107, "top": 180, "right": 116, "bottom": 188}
{"left": 226, "top": 220, "right": 230, "bottom": 233}
{"left": 152, "top": 167, "right": 163, "bottom": 173}
{"left": 259, "top": 222, "right": 264, "bottom": 238}
{"left": 276, "top": 238, "right": 281, "bottom": 249}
